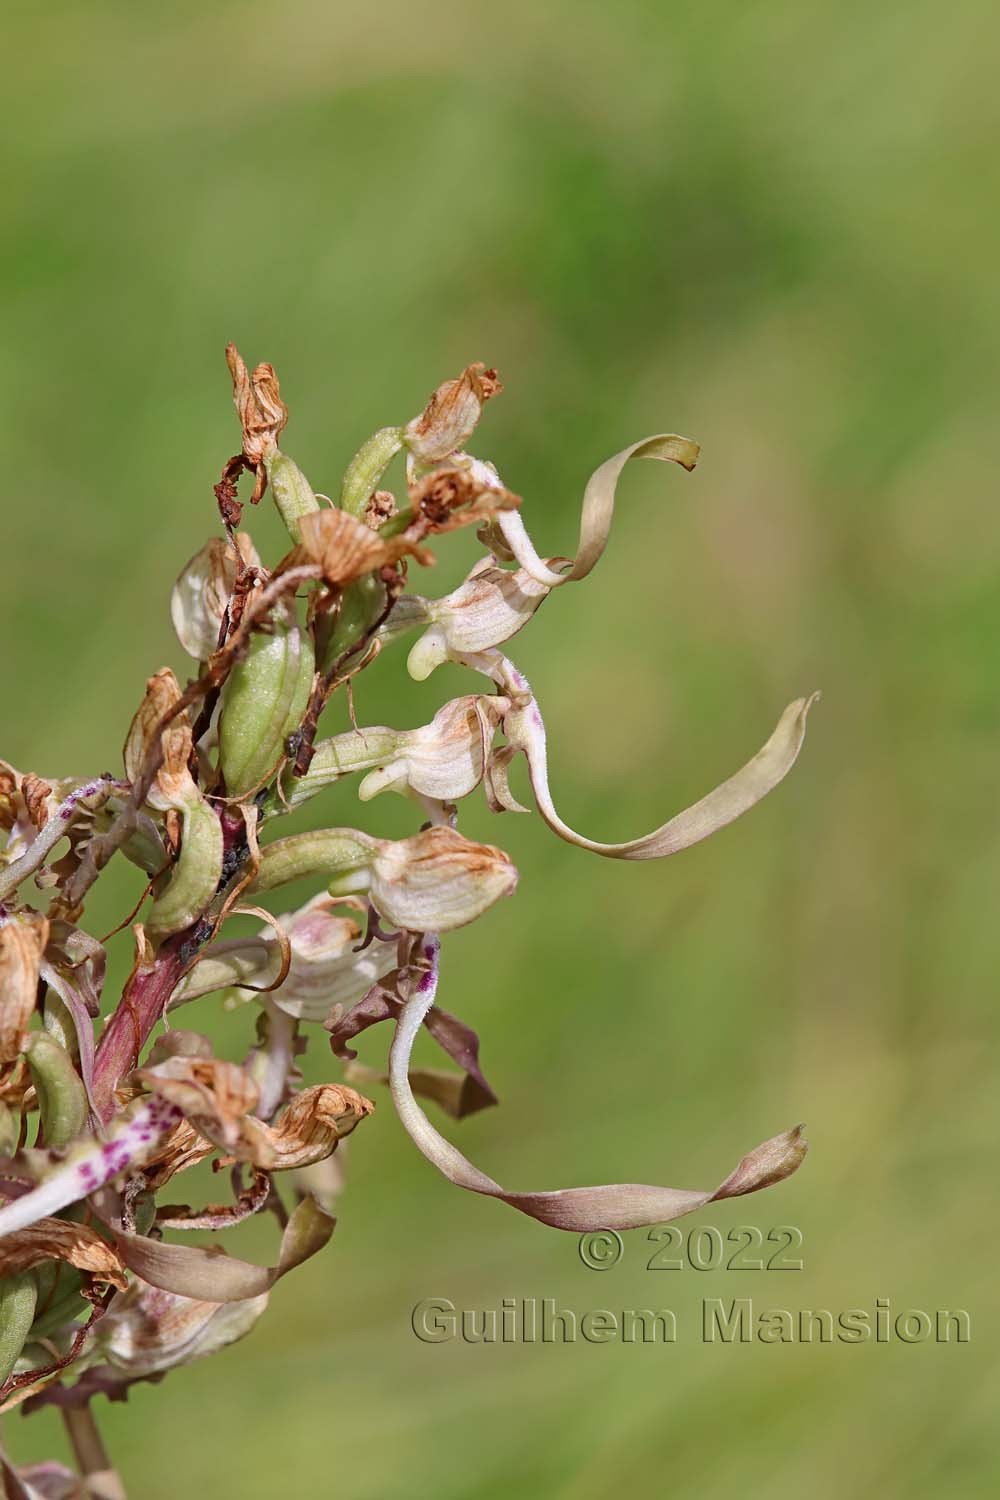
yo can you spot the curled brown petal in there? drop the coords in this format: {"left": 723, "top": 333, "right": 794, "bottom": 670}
{"left": 328, "top": 980, "right": 498, "bottom": 1114}
{"left": 114, "top": 1194, "right": 334, "bottom": 1302}
{"left": 215, "top": 1084, "right": 374, "bottom": 1171}
{"left": 345, "top": 1060, "right": 493, "bottom": 1121}
{"left": 495, "top": 432, "right": 701, "bottom": 589}
{"left": 497, "top": 671, "right": 820, "bottom": 860}
{"left": 403, "top": 467, "right": 521, "bottom": 539}
{"left": 0, "top": 1217, "right": 127, "bottom": 1291}
{"left": 155, "top": 1168, "right": 272, "bottom": 1230}
{"left": 287, "top": 508, "right": 431, "bottom": 586}
{"left": 133, "top": 1056, "right": 265, "bottom": 1160}
{"left": 122, "top": 668, "right": 196, "bottom": 812}
{"left": 389, "top": 939, "right": 807, "bottom": 1231}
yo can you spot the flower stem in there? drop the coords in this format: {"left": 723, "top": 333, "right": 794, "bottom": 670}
{"left": 91, "top": 806, "right": 249, "bottom": 1120}
{"left": 62, "top": 1402, "right": 127, "bottom": 1499}
{"left": 90, "top": 934, "right": 191, "bottom": 1122}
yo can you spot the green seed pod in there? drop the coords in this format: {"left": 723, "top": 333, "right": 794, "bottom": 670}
{"left": 0, "top": 1274, "right": 38, "bottom": 1384}
{"left": 340, "top": 426, "right": 402, "bottom": 516}
{"left": 321, "top": 571, "right": 386, "bottom": 670}
{"left": 24, "top": 1032, "right": 88, "bottom": 1149}
{"left": 25, "top": 1261, "right": 87, "bottom": 1339}
{"left": 147, "top": 794, "right": 224, "bottom": 938}
{"left": 218, "top": 613, "right": 316, "bottom": 800}
{"left": 250, "top": 829, "right": 375, "bottom": 894}
{"left": 42, "top": 989, "right": 77, "bottom": 1057}
{"left": 266, "top": 450, "right": 320, "bottom": 542}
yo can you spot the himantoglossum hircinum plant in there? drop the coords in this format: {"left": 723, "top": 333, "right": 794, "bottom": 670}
{"left": 0, "top": 348, "right": 817, "bottom": 1491}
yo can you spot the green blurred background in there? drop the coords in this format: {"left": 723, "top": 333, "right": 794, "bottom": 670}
{"left": 2, "top": 0, "right": 997, "bottom": 1494}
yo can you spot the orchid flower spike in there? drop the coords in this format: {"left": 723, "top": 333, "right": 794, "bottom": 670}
{"left": 0, "top": 348, "right": 817, "bottom": 1464}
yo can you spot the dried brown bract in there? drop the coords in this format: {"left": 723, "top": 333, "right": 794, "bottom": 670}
{"left": 0, "top": 1219, "right": 127, "bottom": 1293}
{"left": 225, "top": 342, "right": 289, "bottom": 503}
{"left": 405, "top": 466, "right": 521, "bottom": 538}
{"left": 288, "top": 507, "right": 432, "bottom": 585}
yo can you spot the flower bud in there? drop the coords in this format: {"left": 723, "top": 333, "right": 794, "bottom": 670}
{"left": 340, "top": 426, "right": 403, "bottom": 516}
{"left": 217, "top": 609, "right": 315, "bottom": 799}
{"left": 171, "top": 533, "right": 260, "bottom": 661}
{"left": 358, "top": 695, "right": 507, "bottom": 803}
{"left": 403, "top": 364, "right": 501, "bottom": 465}
{"left": 265, "top": 450, "right": 321, "bottom": 542}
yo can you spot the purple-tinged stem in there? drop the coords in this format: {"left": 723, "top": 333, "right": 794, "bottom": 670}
{"left": 90, "top": 938, "right": 192, "bottom": 1122}
{"left": 91, "top": 807, "right": 248, "bottom": 1121}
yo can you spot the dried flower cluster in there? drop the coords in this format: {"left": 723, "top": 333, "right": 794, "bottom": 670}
{"left": 0, "top": 351, "right": 815, "bottom": 1492}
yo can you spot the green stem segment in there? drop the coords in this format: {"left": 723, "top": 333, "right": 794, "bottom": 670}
{"left": 62, "top": 1403, "right": 127, "bottom": 1500}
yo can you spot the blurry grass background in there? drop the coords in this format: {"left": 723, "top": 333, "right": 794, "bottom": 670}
{"left": 2, "top": 0, "right": 997, "bottom": 1494}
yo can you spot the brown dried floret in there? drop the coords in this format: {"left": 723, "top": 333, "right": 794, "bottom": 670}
{"left": 404, "top": 363, "right": 502, "bottom": 463}
{"left": 0, "top": 1217, "right": 128, "bottom": 1291}
{"left": 20, "top": 776, "right": 52, "bottom": 832}
{"left": 225, "top": 343, "right": 289, "bottom": 504}
{"left": 0, "top": 915, "right": 48, "bottom": 1064}
{"left": 288, "top": 507, "right": 432, "bottom": 586}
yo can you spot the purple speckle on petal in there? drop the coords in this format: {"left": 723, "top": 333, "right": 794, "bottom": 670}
{"left": 101, "top": 1143, "right": 130, "bottom": 1176}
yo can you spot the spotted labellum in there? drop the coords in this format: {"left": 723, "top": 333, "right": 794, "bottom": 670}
{"left": 0, "top": 348, "right": 816, "bottom": 1491}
